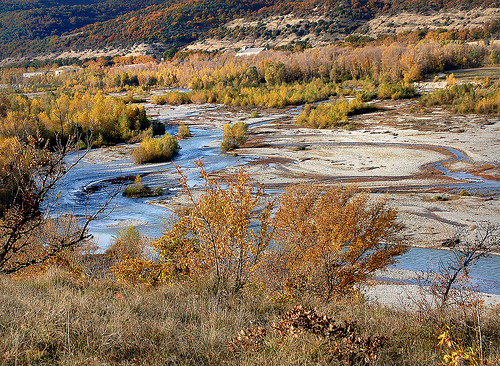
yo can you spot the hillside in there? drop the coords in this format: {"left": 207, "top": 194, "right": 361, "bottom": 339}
{"left": 0, "top": 0, "right": 166, "bottom": 42}
{"left": 0, "top": 0, "right": 500, "bottom": 64}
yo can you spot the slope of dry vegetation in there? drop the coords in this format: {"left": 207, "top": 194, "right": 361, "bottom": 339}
{"left": 1, "top": 267, "right": 499, "bottom": 365}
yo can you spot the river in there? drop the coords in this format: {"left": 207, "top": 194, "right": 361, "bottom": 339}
{"left": 54, "top": 105, "right": 500, "bottom": 294}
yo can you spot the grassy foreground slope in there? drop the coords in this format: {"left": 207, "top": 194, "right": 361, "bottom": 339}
{"left": 1, "top": 268, "right": 500, "bottom": 365}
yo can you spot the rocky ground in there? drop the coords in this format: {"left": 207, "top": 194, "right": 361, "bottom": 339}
{"left": 160, "top": 96, "right": 500, "bottom": 249}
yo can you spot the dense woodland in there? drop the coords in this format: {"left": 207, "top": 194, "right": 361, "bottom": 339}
{"left": 1, "top": 0, "right": 500, "bottom": 60}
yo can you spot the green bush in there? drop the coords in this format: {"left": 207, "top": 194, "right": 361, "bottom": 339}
{"left": 132, "top": 134, "right": 179, "bottom": 164}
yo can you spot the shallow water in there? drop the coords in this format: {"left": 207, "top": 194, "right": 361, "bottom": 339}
{"left": 392, "top": 247, "right": 500, "bottom": 295}
{"left": 57, "top": 125, "right": 243, "bottom": 248}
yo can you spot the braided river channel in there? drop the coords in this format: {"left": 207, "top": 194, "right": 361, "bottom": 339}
{"left": 56, "top": 103, "right": 500, "bottom": 295}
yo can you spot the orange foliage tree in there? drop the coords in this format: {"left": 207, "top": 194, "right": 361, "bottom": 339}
{"left": 267, "top": 183, "right": 407, "bottom": 301}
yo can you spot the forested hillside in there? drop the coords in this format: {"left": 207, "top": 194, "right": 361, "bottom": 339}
{"left": 0, "top": 0, "right": 164, "bottom": 43}
{"left": 0, "top": 0, "right": 500, "bottom": 63}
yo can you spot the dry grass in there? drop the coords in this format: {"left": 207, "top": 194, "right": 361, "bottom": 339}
{"left": 1, "top": 269, "right": 500, "bottom": 365}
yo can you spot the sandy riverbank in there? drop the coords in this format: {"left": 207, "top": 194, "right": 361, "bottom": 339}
{"left": 118, "top": 98, "right": 500, "bottom": 249}
{"left": 218, "top": 99, "right": 500, "bottom": 248}
{"left": 83, "top": 98, "right": 500, "bottom": 302}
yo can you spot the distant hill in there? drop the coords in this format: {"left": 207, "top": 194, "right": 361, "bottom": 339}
{"left": 0, "top": 0, "right": 165, "bottom": 42}
{"left": 0, "top": 0, "right": 499, "bottom": 65}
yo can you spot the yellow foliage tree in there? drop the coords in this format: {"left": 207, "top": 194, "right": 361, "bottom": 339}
{"left": 159, "top": 161, "right": 274, "bottom": 290}
{"left": 113, "top": 161, "right": 274, "bottom": 290}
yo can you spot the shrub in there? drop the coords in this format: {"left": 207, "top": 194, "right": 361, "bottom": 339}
{"left": 177, "top": 122, "right": 192, "bottom": 139}
{"left": 267, "top": 183, "right": 407, "bottom": 301}
{"left": 115, "top": 162, "right": 274, "bottom": 290}
{"left": 296, "top": 98, "right": 374, "bottom": 129}
{"left": 377, "top": 81, "right": 415, "bottom": 99}
{"left": 154, "top": 163, "right": 274, "bottom": 290}
{"left": 117, "top": 165, "right": 406, "bottom": 301}
{"left": 106, "top": 226, "right": 146, "bottom": 264}
{"left": 132, "top": 134, "right": 179, "bottom": 164}
{"left": 151, "top": 91, "right": 192, "bottom": 105}
{"left": 220, "top": 121, "right": 248, "bottom": 152}
{"left": 153, "top": 80, "right": 340, "bottom": 108}
{"left": 122, "top": 175, "right": 162, "bottom": 198}
{"left": 421, "top": 82, "right": 500, "bottom": 114}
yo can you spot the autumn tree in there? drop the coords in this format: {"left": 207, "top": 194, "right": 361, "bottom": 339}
{"left": 114, "top": 168, "right": 407, "bottom": 299}
{"left": 164, "top": 162, "right": 273, "bottom": 290}
{"left": 113, "top": 161, "right": 274, "bottom": 291}
{"left": 267, "top": 183, "right": 407, "bottom": 301}
{"left": 264, "top": 61, "right": 287, "bottom": 86}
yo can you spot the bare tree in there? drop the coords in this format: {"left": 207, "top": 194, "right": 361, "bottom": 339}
{"left": 423, "top": 224, "right": 500, "bottom": 307}
{"left": 0, "top": 134, "right": 112, "bottom": 274}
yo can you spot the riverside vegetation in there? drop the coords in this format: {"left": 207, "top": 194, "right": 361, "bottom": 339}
{"left": 131, "top": 133, "right": 179, "bottom": 164}
{"left": 122, "top": 175, "right": 162, "bottom": 198}
{"left": 1, "top": 151, "right": 499, "bottom": 364}
{"left": 1, "top": 27, "right": 500, "bottom": 364}
{"left": 1, "top": 33, "right": 499, "bottom": 152}
{"left": 0, "top": 0, "right": 499, "bottom": 63}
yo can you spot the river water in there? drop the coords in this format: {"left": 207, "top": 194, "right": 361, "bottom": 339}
{"left": 57, "top": 125, "right": 244, "bottom": 246}
{"left": 55, "top": 110, "right": 500, "bottom": 294}
{"left": 391, "top": 247, "right": 500, "bottom": 295}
